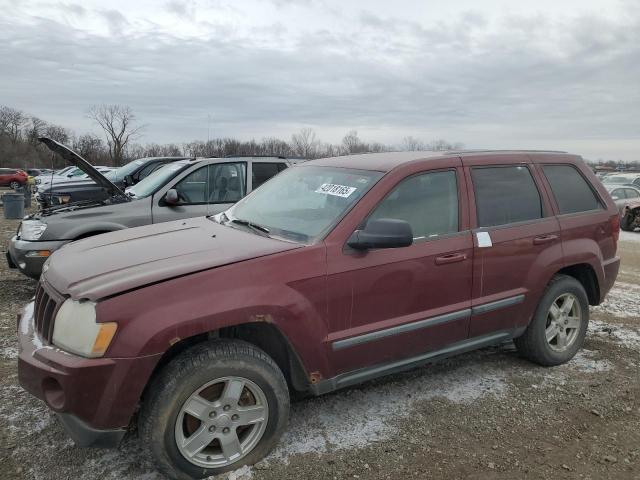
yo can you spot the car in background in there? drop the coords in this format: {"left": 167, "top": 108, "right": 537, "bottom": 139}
{"left": 601, "top": 172, "right": 640, "bottom": 188}
{"left": 0, "top": 168, "right": 29, "bottom": 189}
{"left": 604, "top": 184, "right": 640, "bottom": 214}
{"left": 36, "top": 156, "right": 189, "bottom": 207}
{"left": 7, "top": 138, "right": 293, "bottom": 278}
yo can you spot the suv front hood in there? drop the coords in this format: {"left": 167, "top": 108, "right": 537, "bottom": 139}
{"left": 43, "top": 216, "right": 302, "bottom": 301}
{"left": 38, "top": 137, "right": 127, "bottom": 201}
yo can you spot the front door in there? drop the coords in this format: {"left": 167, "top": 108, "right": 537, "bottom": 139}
{"left": 326, "top": 168, "right": 474, "bottom": 374}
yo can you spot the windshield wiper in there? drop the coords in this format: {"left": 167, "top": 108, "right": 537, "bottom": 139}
{"left": 230, "top": 218, "right": 270, "bottom": 235}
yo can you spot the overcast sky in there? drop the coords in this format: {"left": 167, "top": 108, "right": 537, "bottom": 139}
{"left": 1, "top": 0, "right": 638, "bottom": 160}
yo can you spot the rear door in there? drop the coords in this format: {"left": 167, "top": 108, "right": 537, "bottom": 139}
{"left": 463, "top": 156, "right": 563, "bottom": 338}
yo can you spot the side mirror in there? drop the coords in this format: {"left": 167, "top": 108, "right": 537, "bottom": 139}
{"left": 347, "top": 218, "right": 413, "bottom": 250}
{"left": 164, "top": 189, "right": 179, "bottom": 205}
{"left": 124, "top": 174, "right": 135, "bottom": 186}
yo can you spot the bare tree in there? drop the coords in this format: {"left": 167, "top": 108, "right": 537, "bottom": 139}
{"left": 291, "top": 128, "right": 320, "bottom": 159}
{"left": 0, "top": 106, "right": 26, "bottom": 143}
{"left": 44, "top": 124, "right": 70, "bottom": 144}
{"left": 26, "top": 116, "right": 47, "bottom": 145}
{"left": 74, "top": 134, "right": 105, "bottom": 163}
{"left": 342, "top": 130, "right": 366, "bottom": 154}
{"left": 427, "top": 139, "right": 464, "bottom": 151}
{"left": 401, "top": 136, "right": 426, "bottom": 151}
{"left": 87, "top": 104, "right": 144, "bottom": 166}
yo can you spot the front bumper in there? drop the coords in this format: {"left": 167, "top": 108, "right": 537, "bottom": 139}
{"left": 17, "top": 301, "right": 162, "bottom": 447}
{"left": 8, "top": 236, "right": 69, "bottom": 278}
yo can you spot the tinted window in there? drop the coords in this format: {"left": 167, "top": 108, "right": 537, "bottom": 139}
{"left": 136, "top": 161, "right": 164, "bottom": 181}
{"left": 252, "top": 163, "right": 281, "bottom": 189}
{"left": 369, "top": 170, "right": 458, "bottom": 239}
{"left": 610, "top": 189, "right": 625, "bottom": 199}
{"left": 472, "top": 166, "right": 542, "bottom": 227}
{"left": 624, "top": 188, "right": 639, "bottom": 199}
{"left": 209, "top": 162, "right": 246, "bottom": 203}
{"left": 542, "top": 165, "right": 602, "bottom": 214}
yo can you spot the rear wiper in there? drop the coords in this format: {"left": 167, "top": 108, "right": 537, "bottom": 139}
{"left": 230, "top": 218, "right": 270, "bottom": 235}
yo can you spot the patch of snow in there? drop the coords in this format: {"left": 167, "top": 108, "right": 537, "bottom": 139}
{"left": 269, "top": 360, "right": 507, "bottom": 463}
{"left": 0, "top": 384, "right": 53, "bottom": 434}
{"left": 222, "top": 465, "right": 253, "bottom": 480}
{"left": 565, "top": 349, "right": 613, "bottom": 372}
{"left": 592, "top": 282, "right": 640, "bottom": 318}
{"left": 0, "top": 345, "right": 18, "bottom": 359}
{"left": 589, "top": 319, "right": 640, "bottom": 351}
{"left": 620, "top": 230, "right": 640, "bottom": 243}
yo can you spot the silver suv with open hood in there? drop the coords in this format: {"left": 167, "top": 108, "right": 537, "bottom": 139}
{"left": 6, "top": 138, "right": 292, "bottom": 278}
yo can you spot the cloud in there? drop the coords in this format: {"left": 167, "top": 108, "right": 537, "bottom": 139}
{"left": 0, "top": 0, "right": 638, "bottom": 160}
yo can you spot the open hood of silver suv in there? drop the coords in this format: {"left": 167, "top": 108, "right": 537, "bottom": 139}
{"left": 38, "top": 137, "right": 129, "bottom": 201}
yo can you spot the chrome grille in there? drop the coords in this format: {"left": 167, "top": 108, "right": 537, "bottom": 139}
{"left": 34, "top": 281, "right": 63, "bottom": 343}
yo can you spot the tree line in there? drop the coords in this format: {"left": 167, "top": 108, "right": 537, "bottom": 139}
{"left": 0, "top": 104, "right": 465, "bottom": 169}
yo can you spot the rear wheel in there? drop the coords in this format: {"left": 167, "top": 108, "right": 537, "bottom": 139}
{"left": 515, "top": 275, "right": 589, "bottom": 366}
{"left": 9, "top": 181, "right": 20, "bottom": 190}
{"left": 139, "top": 340, "right": 289, "bottom": 479}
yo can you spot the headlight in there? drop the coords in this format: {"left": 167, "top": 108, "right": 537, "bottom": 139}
{"left": 20, "top": 220, "right": 47, "bottom": 241}
{"left": 52, "top": 299, "right": 117, "bottom": 358}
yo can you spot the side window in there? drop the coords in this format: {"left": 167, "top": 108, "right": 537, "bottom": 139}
{"left": 174, "top": 166, "right": 209, "bottom": 204}
{"left": 471, "top": 165, "right": 542, "bottom": 227}
{"left": 542, "top": 165, "right": 602, "bottom": 214}
{"left": 369, "top": 170, "right": 459, "bottom": 240}
{"left": 252, "top": 162, "right": 281, "bottom": 189}
{"left": 209, "top": 162, "right": 246, "bottom": 203}
{"left": 624, "top": 188, "right": 639, "bottom": 199}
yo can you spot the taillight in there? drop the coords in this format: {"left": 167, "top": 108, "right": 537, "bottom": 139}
{"left": 610, "top": 214, "right": 620, "bottom": 245}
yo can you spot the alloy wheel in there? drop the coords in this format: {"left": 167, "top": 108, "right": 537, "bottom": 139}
{"left": 545, "top": 293, "right": 582, "bottom": 352}
{"left": 174, "top": 376, "right": 269, "bottom": 468}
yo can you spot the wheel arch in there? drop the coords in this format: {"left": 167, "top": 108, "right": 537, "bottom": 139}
{"left": 555, "top": 263, "right": 600, "bottom": 306}
{"left": 143, "top": 322, "right": 311, "bottom": 401}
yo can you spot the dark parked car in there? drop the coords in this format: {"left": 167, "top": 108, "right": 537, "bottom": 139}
{"left": 17, "top": 150, "right": 620, "bottom": 479}
{"left": 8, "top": 138, "right": 292, "bottom": 278}
{"left": 0, "top": 168, "right": 28, "bottom": 189}
{"left": 36, "top": 156, "right": 189, "bottom": 207}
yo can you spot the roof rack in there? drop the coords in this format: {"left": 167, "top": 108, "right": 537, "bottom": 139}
{"left": 223, "top": 155, "right": 288, "bottom": 159}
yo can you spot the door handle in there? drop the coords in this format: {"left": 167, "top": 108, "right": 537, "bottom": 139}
{"left": 533, "top": 234, "right": 558, "bottom": 245}
{"left": 435, "top": 253, "right": 467, "bottom": 265}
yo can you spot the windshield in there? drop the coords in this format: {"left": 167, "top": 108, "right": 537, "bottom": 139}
{"left": 127, "top": 161, "right": 191, "bottom": 198}
{"left": 225, "top": 165, "right": 383, "bottom": 243}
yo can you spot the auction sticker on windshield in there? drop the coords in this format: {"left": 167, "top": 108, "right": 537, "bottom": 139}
{"left": 315, "top": 183, "right": 357, "bottom": 198}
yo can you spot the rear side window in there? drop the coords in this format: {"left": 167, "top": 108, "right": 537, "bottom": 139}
{"left": 471, "top": 166, "right": 542, "bottom": 227}
{"left": 542, "top": 165, "right": 602, "bottom": 214}
{"left": 624, "top": 188, "right": 640, "bottom": 199}
{"left": 369, "top": 170, "right": 459, "bottom": 240}
{"left": 252, "top": 163, "right": 282, "bottom": 189}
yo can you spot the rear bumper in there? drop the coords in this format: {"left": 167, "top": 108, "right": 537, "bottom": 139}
{"left": 8, "top": 236, "right": 69, "bottom": 278}
{"left": 17, "top": 302, "right": 162, "bottom": 445}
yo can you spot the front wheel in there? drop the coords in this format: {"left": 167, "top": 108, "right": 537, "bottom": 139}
{"left": 620, "top": 211, "right": 636, "bottom": 231}
{"left": 9, "top": 181, "right": 20, "bottom": 190}
{"left": 514, "top": 275, "right": 589, "bottom": 366}
{"left": 139, "top": 340, "right": 290, "bottom": 479}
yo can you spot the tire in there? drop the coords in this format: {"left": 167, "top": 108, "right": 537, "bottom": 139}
{"left": 514, "top": 274, "right": 589, "bottom": 366}
{"left": 9, "top": 181, "right": 20, "bottom": 190}
{"left": 139, "top": 340, "right": 290, "bottom": 480}
{"left": 620, "top": 212, "right": 635, "bottom": 232}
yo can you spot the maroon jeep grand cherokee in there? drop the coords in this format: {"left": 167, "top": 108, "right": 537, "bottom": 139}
{"left": 18, "top": 151, "right": 620, "bottom": 479}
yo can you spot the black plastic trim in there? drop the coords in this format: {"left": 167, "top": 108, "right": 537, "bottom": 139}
{"left": 332, "top": 309, "right": 471, "bottom": 351}
{"left": 313, "top": 331, "right": 513, "bottom": 395}
{"left": 57, "top": 413, "right": 126, "bottom": 448}
{"left": 471, "top": 294, "right": 525, "bottom": 315}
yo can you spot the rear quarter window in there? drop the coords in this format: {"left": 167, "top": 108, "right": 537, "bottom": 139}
{"left": 542, "top": 165, "right": 602, "bottom": 214}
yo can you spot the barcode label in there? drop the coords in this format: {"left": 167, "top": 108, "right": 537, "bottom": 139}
{"left": 315, "top": 183, "right": 357, "bottom": 198}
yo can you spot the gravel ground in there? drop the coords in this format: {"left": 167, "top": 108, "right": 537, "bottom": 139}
{"left": 0, "top": 202, "right": 638, "bottom": 480}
